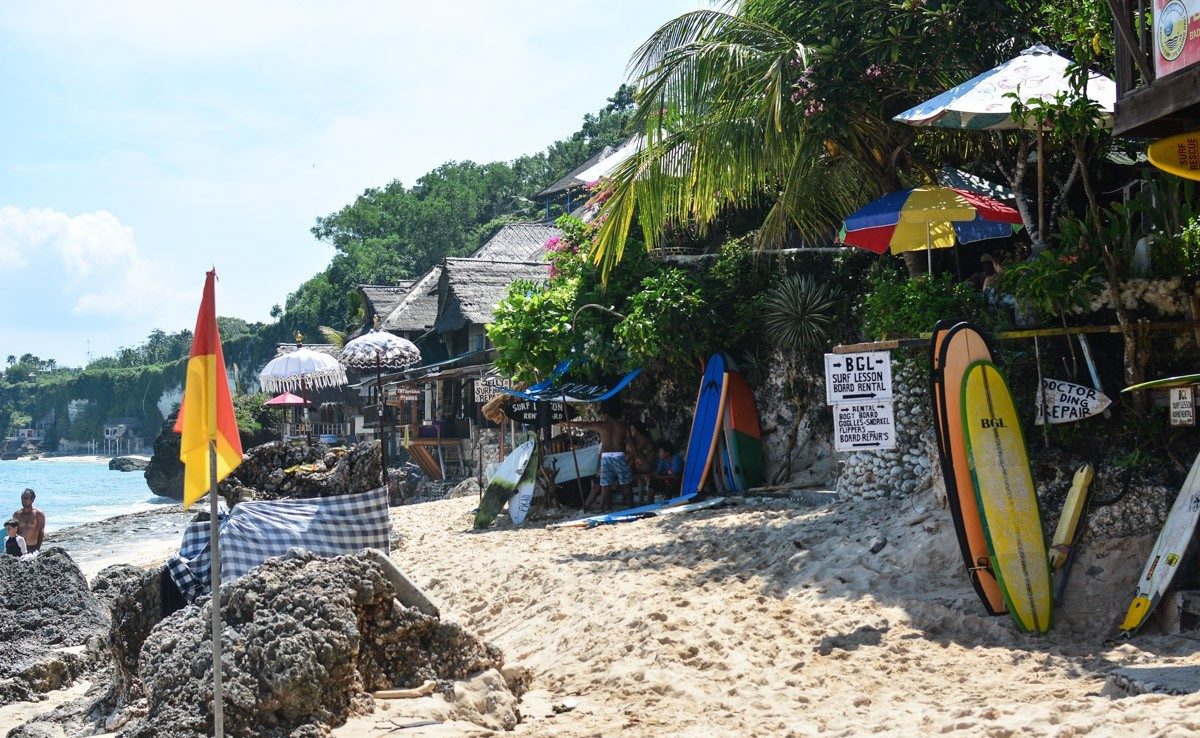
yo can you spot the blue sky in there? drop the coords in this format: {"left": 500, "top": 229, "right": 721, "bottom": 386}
{"left": 0, "top": 1, "right": 704, "bottom": 367}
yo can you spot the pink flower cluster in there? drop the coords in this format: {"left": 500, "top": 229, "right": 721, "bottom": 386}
{"left": 791, "top": 70, "right": 825, "bottom": 116}
{"left": 864, "top": 64, "right": 883, "bottom": 79}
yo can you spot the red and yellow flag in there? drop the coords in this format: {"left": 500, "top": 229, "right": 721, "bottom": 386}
{"left": 174, "top": 270, "right": 243, "bottom": 509}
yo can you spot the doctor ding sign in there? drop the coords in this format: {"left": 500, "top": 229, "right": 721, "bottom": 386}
{"left": 1035, "top": 378, "right": 1111, "bottom": 426}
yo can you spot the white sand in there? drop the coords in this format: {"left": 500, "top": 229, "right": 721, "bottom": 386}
{"left": 15, "top": 489, "right": 1200, "bottom": 737}
{"left": 335, "top": 492, "right": 1200, "bottom": 737}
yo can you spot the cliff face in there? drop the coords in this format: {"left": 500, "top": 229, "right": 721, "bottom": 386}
{"left": 143, "top": 410, "right": 184, "bottom": 500}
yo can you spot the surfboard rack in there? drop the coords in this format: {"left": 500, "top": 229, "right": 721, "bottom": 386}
{"left": 832, "top": 320, "right": 1200, "bottom": 354}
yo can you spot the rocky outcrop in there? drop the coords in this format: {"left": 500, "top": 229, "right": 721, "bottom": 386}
{"left": 109, "top": 456, "right": 150, "bottom": 472}
{"left": 116, "top": 550, "right": 507, "bottom": 738}
{"left": 144, "top": 411, "right": 184, "bottom": 500}
{"left": 92, "top": 564, "right": 163, "bottom": 703}
{"left": 0, "top": 549, "right": 110, "bottom": 706}
{"left": 222, "top": 440, "right": 383, "bottom": 502}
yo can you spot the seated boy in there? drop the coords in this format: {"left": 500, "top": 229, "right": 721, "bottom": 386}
{"left": 648, "top": 440, "right": 683, "bottom": 502}
{"left": 5, "top": 519, "right": 28, "bottom": 557}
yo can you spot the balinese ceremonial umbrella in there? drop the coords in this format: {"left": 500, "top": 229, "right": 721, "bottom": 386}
{"left": 259, "top": 347, "right": 348, "bottom": 394}
{"left": 264, "top": 392, "right": 310, "bottom": 439}
{"left": 339, "top": 328, "right": 421, "bottom": 490}
{"left": 839, "top": 186, "right": 1023, "bottom": 273}
{"left": 892, "top": 44, "right": 1116, "bottom": 244}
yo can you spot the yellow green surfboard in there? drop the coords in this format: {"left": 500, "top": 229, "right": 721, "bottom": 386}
{"left": 962, "top": 360, "right": 1053, "bottom": 633}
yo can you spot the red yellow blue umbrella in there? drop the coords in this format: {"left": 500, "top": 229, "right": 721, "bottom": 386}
{"left": 839, "top": 185, "right": 1023, "bottom": 273}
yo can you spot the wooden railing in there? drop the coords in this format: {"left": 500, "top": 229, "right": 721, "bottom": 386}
{"left": 282, "top": 422, "right": 351, "bottom": 440}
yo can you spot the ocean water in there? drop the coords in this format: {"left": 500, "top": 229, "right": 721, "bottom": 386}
{"left": 0, "top": 460, "right": 172, "bottom": 533}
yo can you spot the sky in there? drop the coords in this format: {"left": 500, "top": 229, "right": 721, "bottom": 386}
{"left": 0, "top": 0, "right": 705, "bottom": 368}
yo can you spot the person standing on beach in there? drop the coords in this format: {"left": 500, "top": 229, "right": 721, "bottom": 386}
{"left": 13, "top": 488, "right": 45, "bottom": 553}
{"left": 575, "top": 411, "right": 633, "bottom": 512}
{"left": 5, "top": 519, "right": 28, "bottom": 556}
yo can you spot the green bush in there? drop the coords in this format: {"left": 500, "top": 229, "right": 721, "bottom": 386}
{"left": 861, "top": 268, "right": 991, "bottom": 340}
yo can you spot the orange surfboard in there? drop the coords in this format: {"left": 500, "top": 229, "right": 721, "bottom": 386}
{"left": 931, "top": 321, "right": 1007, "bottom": 616}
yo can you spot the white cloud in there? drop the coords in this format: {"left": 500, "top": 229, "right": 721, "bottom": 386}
{"left": 0, "top": 206, "right": 182, "bottom": 319}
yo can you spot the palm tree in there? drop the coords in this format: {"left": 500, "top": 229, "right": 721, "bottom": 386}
{"left": 589, "top": 0, "right": 1034, "bottom": 278}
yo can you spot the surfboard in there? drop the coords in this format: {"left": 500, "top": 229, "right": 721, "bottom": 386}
{"left": 1147, "top": 132, "right": 1200, "bottom": 182}
{"left": 932, "top": 321, "right": 1008, "bottom": 616}
{"left": 1050, "top": 464, "right": 1094, "bottom": 570}
{"left": 507, "top": 442, "right": 542, "bottom": 526}
{"left": 1121, "top": 373, "right": 1200, "bottom": 393}
{"left": 1118, "top": 450, "right": 1200, "bottom": 636}
{"left": 475, "top": 439, "right": 536, "bottom": 529}
{"left": 962, "top": 359, "right": 1053, "bottom": 633}
{"left": 723, "top": 371, "right": 765, "bottom": 491}
{"left": 550, "top": 354, "right": 728, "bottom": 530}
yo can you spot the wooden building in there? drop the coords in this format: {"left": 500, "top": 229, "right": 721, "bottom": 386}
{"left": 1110, "top": 1, "right": 1200, "bottom": 136}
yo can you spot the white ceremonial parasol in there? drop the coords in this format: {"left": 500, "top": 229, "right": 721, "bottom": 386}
{"left": 339, "top": 330, "right": 421, "bottom": 370}
{"left": 258, "top": 346, "right": 348, "bottom": 394}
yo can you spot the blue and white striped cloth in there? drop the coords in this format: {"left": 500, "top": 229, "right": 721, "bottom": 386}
{"left": 166, "top": 487, "right": 391, "bottom": 602}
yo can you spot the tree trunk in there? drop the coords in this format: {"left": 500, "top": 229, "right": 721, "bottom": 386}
{"left": 1103, "top": 245, "right": 1146, "bottom": 411}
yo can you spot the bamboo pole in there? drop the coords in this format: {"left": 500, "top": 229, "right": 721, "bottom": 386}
{"left": 208, "top": 442, "right": 225, "bottom": 738}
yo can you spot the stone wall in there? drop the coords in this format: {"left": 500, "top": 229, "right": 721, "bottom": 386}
{"left": 835, "top": 360, "right": 934, "bottom": 500}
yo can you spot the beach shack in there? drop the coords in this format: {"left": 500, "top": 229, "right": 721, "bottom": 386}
{"left": 1109, "top": 1, "right": 1200, "bottom": 136}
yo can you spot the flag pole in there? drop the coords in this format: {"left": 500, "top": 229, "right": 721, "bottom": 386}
{"left": 208, "top": 441, "right": 225, "bottom": 738}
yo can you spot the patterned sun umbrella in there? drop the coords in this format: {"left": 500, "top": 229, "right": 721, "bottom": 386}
{"left": 839, "top": 186, "right": 1023, "bottom": 273}
{"left": 339, "top": 330, "right": 422, "bottom": 370}
{"left": 258, "top": 346, "right": 348, "bottom": 394}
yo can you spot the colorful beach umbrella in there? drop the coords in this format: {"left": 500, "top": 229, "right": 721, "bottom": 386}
{"left": 263, "top": 392, "right": 310, "bottom": 406}
{"left": 839, "top": 186, "right": 1023, "bottom": 273}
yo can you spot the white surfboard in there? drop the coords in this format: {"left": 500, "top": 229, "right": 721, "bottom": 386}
{"left": 475, "top": 440, "right": 536, "bottom": 529}
{"left": 507, "top": 443, "right": 541, "bottom": 526}
{"left": 1119, "top": 450, "right": 1200, "bottom": 635}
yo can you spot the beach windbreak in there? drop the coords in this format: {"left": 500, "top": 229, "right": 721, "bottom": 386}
{"left": 173, "top": 270, "right": 243, "bottom": 509}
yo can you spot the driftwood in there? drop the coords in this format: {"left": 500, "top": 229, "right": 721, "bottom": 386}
{"left": 364, "top": 548, "right": 440, "bottom": 618}
{"left": 372, "top": 680, "right": 437, "bottom": 699}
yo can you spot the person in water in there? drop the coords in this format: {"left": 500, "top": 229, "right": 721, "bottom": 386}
{"left": 13, "top": 488, "right": 45, "bottom": 553}
{"left": 576, "top": 409, "right": 633, "bottom": 512}
{"left": 5, "top": 519, "right": 28, "bottom": 557}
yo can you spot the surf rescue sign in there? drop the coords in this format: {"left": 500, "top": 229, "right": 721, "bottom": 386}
{"left": 1171, "top": 387, "right": 1196, "bottom": 426}
{"left": 1034, "top": 378, "right": 1112, "bottom": 425}
{"left": 824, "top": 352, "right": 893, "bottom": 404}
{"left": 833, "top": 402, "right": 897, "bottom": 452}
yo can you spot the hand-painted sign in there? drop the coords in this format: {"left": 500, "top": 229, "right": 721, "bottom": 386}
{"left": 1148, "top": 131, "right": 1200, "bottom": 181}
{"left": 833, "top": 402, "right": 897, "bottom": 451}
{"left": 824, "top": 352, "right": 893, "bottom": 404}
{"left": 502, "top": 400, "right": 577, "bottom": 427}
{"left": 1035, "top": 378, "right": 1112, "bottom": 425}
{"left": 1154, "top": 0, "right": 1200, "bottom": 78}
{"left": 474, "top": 375, "right": 512, "bottom": 402}
{"left": 1171, "top": 386, "right": 1196, "bottom": 426}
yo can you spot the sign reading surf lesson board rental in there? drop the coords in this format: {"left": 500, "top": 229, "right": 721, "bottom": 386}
{"left": 1154, "top": 0, "right": 1200, "bottom": 78}
{"left": 1148, "top": 131, "right": 1200, "bottom": 181}
{"left": 832, "top": 402, "right": 897, "bottom": 452}
{"left": 502, "top": 400, "right": 576, "bottom": 427}
{"left": 1034, "top": 378, "right": 1112, "bottom": 425}
{"left": 1171, "top": 386, "right": 1196, "bottom": 426}
{"left": 824, "top": 352, "right": 893, "bottom": 404}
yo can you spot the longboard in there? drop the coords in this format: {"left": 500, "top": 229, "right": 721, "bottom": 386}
{"left": 932, "top": 321, "right": 1008, "bottom": 616}
{"left": 507, "top": 442, "right": 542, "bottom": 526}
{"left": 475, "top": 439, "right": 536, "bottom": 529}
{"left": 1122, "top": 373, "right": 1200, "bottom": 393}
{"left": 724, "top": 371, "right": 765, "bottom": 491}
{"left": 1119, "top": 451, "right": 1200, "bottom": 636}
{"left": 962, "top": 360, "right": 1052, "bottom": 633}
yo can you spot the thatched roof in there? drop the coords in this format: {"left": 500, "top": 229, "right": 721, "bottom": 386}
{"left": 434, "top": 259, "right": 546, "bottom": 332}
{"left": 380, "top": 267, "right": 442, "bottom": 335}
{"left": 535, "top": 146, "right": 614, "bottom": 198}
{"left": 358, "top": 283, "right": 415, "bottom": 321}
{"left": 472, "top": 223, "right": 558, "bottom": 262}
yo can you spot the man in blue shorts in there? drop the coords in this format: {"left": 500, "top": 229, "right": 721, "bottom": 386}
{"left": 576, "top": 411, "right": 632, "bottom": 512}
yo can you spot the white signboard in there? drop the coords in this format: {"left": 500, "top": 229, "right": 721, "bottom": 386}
{"left": 833, "top": 402, "right": 897, "bottom": 452}
{"left": 474, "top": 375, "right": 512, "bottom": 403}
{"left": 1034, "top": 378, "right": 1111, "bottom": 425}
{"left": 1171, "top": 386, "right": 1196, "bottom": 427}
{"left": 824, "top": 352, "right": 893, "bottom": 404}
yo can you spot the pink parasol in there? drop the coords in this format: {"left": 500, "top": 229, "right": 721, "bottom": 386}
{"left": 264, "top": 392, "right": 311, "bottom": 407}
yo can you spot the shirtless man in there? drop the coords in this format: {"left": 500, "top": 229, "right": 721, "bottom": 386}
{"left": 14, "top": 488, "right": 45, "bottom": 553}
{"left": 576, "top": 412, "right": 633, "bottom": 512}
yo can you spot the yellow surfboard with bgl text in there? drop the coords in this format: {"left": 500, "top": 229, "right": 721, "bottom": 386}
{"left": 962, "top": 360, "right": 1053, "bottom": 633}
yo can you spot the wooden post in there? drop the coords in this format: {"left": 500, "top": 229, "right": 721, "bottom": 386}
{"left": 1034, "top": 337, "right": 1050, "bottom": 450}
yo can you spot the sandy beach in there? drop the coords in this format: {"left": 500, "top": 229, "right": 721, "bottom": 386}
{"left": 11, "top": 490, "right": 1200, "bottom": 737}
